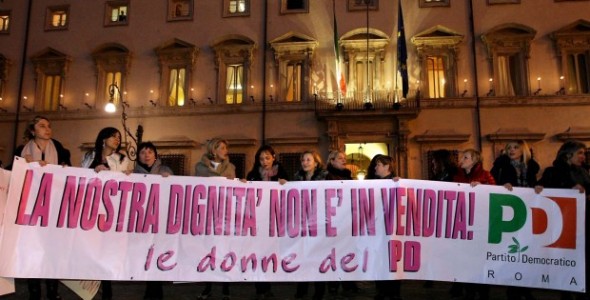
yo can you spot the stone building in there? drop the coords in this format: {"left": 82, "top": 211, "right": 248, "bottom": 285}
{"left": 0, "top": 0, "right": 589, "bottom": 179}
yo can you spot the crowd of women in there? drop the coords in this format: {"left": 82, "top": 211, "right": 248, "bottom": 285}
{"left": 7, "top": 115, "right": 590, "bottom": 300}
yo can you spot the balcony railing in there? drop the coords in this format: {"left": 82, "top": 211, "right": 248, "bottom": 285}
{"left": 313, "top": 89, "right": 420, "bottom": 113}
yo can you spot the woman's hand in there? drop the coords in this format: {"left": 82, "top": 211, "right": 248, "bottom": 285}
{"left": 278, "top": 179, "right": 287, "bottom": 185}
{"left": 392, "top": 177, "right": 400, "bottom": 182}
{"left": 534, "top": 185, "right": 543, "bottom": 194}
{"left": 503, "top": 183, "right": 513, "bottom": 191}
{"left": 470, "top": 181, "right": 481, "bottom": 187}
{"left": 94, "top": 165, "right": 109, "bottom": 172}
{"left": 239, "top": 178, "right": 248, "bottom": 183}
{"left": 161, "top": 172, "right": 171, "bottom": 177}
{"left": 573, "top": 184, "right": 585, "bottom": 194}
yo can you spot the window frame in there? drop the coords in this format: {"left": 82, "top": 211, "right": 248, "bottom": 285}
{"left": 45, "top": 5, "right": 70, "bottom": 31}
{"left": 167, "top": 0, "right": 194, "bottom": 22}
{"left": 223, "top": 0, "right": 250, "bottom": 18}
{"left": 0, "top": 10, "right": 10, "bottom": 34}
{"left": 280, "top": 0, "right": 309, "bottom": 15}
{"left": 104, "top": 1, "right": 129, "bottom": 27}
{"left": 419, "top": 0, "right": 450, "bottom": 8}
{"left": 347, "top": 0, "right": 379, "bottom": 11}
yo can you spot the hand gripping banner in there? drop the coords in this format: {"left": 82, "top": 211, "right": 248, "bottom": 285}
{"left": 0, "top": 157, "right": 585, "bottom": 292}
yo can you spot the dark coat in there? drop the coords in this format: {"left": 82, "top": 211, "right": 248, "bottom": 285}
{"left": 293, "top": 168, "right": 328, "bottom": 181}
{"left": 490, "top": 155, "right": 540, "bottom": 187}
{"left": 246, "top": 163, "right": 289, "bottom": 181}
{"left": 539, "top": 159, "right": 590, "bottom": 196}
{"left": 325, "top": 165, "right": 353, "bottom": 180}
{"left": 453, "top": 162, "right": 496, "bottom": 185}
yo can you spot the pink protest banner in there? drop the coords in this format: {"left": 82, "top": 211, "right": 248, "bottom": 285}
{"left": 0, "top": 168, "right": 15, "bottom": 296}
{"left": 0, "top": 157, "right": 585, "bottom": 292}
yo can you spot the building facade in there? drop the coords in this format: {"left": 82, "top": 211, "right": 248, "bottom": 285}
{"left": 0, "top": 0, "right": 589, "bottom": 179}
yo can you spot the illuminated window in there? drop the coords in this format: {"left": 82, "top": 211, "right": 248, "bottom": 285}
{"left": 92, "top": 44, "right": 131, "bottom": 108}
{"left": 412, "top": 25, "right": 464, "bottom": 98}
{"left": 105, "top": 71, "right": 122, "bottom": 105}
{"left": 224, "top": 0, "right": 249, "bottom": 17}
{"left": 285, "top": 62, "right": 302, "bottom": 101}
{"left": 565, "top": 52, "right": 589, "bottom": 94}
{"left": 105, "top": 1, "right": 129, "bottom": 26}
{"left": 226, "top": 65, "right": 243, "bottom": 104}
{"left": 168, "top": 68, "right": 187, "bottom": 106}
{"left": 482, "top": 23, "right": 535, "bottom": 96}
{"left": 280, "top": 0, "right": 309, "bottom": 14}
{"left": 426, "top": 56, "right": 446, "bottom": 98}
{"left": 0, "top": 11, "right": 10, "bottom": 34}
{"left": 31, "top": 48, "right": 70, "bottom": 111}
{"left": 43, "top": 75, "right": 62, "bottom": 111}
{"left": 212, "top": 35, "right": 254, "bottom": 105}
{"left": 552, "top": 20, "right": 590, "bottom": 95}
{"left": 155, "top": 39, "right": 198, "bottom": 106}
{"left": 270, "top": 32, "right": 317, "bottom": 102}
{"left": 45, "top": 5, "right": 69, "bottom": 31}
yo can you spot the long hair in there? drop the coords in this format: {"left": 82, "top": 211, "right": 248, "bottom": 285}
{"left": 249, "top": 145, "right": 277, "bottom": 174}
{"left": 24, "top": 115, "right": 50, "bottom": 141}
{"left": 504, "top": 140, "right": 532, "bottom": 162}
{"left": 89, "top": 127, "right": 124, "bottom": 168}
{"left": 366, "top": 154, "right": 384, "bottom": 179}
{"left": 555, "top": 140, "right": 587, "bottom": 163}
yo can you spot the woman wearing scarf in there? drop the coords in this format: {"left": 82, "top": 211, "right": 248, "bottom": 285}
{"left": 245, "top": 145, "right": 287, "bottom": 299}
{"left": 17, "top": 115, "right": 71, "bottom": 167}
{"left": 196, "top": 138, "right": 236, "bottom": 300}
{"left": 16, "top": 116, "right": 70, "bottom": 300}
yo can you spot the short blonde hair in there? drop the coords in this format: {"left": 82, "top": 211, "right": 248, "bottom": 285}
{"left": 462, "top": 148, "right": 481, "bottom": 164}
{"left": 327, "top": 150, "right": 345, "bottom": 167}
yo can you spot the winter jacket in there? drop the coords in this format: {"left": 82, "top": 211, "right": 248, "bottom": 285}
{"left": 453, "top": 162, "right": 496, "bottom": 185}
{"left": 195, "top": 154, "right": 236, "bottom": 179}
{"left": 325, "top": 165, "right": 353, "bottom": 180}
{"left": 134, "top": 159, "right": 173, "bottom": 176}
{"left": 246, "top": 163, "right": 288, "bottom": 181}
{"left": 491, "top": 155, "right": 539, "bottom": 187}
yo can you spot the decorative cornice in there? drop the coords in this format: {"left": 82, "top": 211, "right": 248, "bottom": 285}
{"left": 556, "top": 127, "right": 590, "bottom": 141}
{"left": 487, "top": 128, "right": 545, "bottom": 142}
{"left": 414, "top": 130, "right": 470, "bottom": 143}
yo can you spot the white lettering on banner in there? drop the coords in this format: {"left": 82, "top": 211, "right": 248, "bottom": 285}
{"left": 0, "top": 157, "right": 585, "bottom": 292}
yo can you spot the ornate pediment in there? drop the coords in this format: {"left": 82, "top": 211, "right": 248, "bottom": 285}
{"left": 411, "top": 25, "right": 463, "bottom": 51}
{"left": 551, "top": 19, "right": 590, "bottom": 55}
{"left": 270, "top": 31, "right": 318, "bottom": 57}
{"left": 155, "top": 38, "right": 198, "bottom": 64}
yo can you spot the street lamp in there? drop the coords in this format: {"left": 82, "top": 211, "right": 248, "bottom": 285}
{"left": 104, "top": 83, "right": 143, "bottom": 161}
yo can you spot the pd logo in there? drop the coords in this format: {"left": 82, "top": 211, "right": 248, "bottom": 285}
{"left": 488, "top": 193, "right": 577, "bottom": 249}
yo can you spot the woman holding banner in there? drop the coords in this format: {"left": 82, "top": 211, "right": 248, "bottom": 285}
{"left": 453, "top": 149, "right": 495, "bottom": 300}
{"left": 195, "top": 138, "right": 236, "bottom": 300}
{"left": 81, "top": 127, "right": 130, "bottom": 300}
{"left": 81, "top": 127, "right": 130, "bottom": 173}
{"left": 325, "top": 150, "right": 360, "bottom": 296}
{"left": 369, "top": 155, "right": 403, "bottom": 300}
{"left": 15, "top": 115, "right": 71, "bottom": 167}
{"left": 491, "top": 140, "right": 539, "bottom": 300}
{"left": 539, "top": 140, "right": 590, "bottom": 300}
{"left": 245, "top": 145, "right": 287, "bottom": 299}
{"left": 134, "top": 142, "right": 173, "bottom": 300}
{"left": 294, "top": 150, "right": 328, "bottom": 300}
{"left": 16, "top": 116, "right": 70, "bottom": 300}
